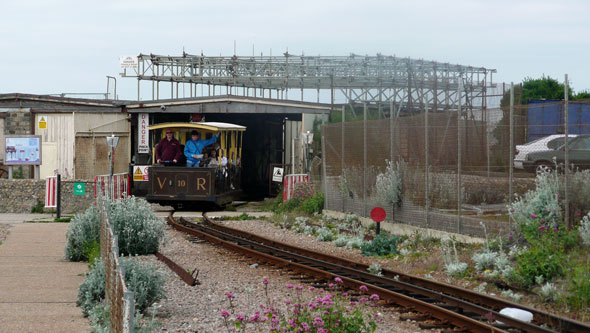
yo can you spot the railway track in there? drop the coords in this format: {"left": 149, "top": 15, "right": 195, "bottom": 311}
{"left": 167, "top": 213, "right": 590, "bottom": 333}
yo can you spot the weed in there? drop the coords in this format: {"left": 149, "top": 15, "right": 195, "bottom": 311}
{"left": 539, "top": 282, "right": 559, "bottom": 302}
{"left": 54, "top": 217, "right": 72, "bottom": 222}
{"left": 368, "top": 262, "right": 383, "bottom": 276}
{"left": 31, "top": 199, "right": 44, "bottom": 213}
{"left": 567, "top": 266, "right": 590, "bottom": 310}
{"left": 361, "top": 233, "right": 400, "bottom": 257}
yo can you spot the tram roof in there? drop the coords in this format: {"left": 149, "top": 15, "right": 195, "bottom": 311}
{"left": 148, "top": 122, "right": 246, "bottom": 132}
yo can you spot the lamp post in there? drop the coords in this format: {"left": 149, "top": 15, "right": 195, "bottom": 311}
{"left": 106, "top": 135, "right": 119, "bottom": 200}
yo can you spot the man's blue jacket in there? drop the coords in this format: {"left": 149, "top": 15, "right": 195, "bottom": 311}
{"left": 184, "top": 135, "right": 218, "bottom": 166}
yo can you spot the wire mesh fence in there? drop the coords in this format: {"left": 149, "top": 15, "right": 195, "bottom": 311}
{"left": 323, "top": 93, "right": 590, "bottom": 238}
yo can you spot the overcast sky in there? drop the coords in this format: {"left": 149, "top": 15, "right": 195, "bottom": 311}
{"left": 1, "top": 0, "right": 588, "bottom": 101}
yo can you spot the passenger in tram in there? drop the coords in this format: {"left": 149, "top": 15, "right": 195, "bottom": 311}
{"left": 155, "top": 129, "right": 182, "bottom": 165}
{"left": 198, "top": 151, "right": 210, "bottom": 167}
{"left": 184, "top": 130, "right": 219, "bottom": 167}
{"left": 208, "top": 149, "right": 220, "bottom": 167}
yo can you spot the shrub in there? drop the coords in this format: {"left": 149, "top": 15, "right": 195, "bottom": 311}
{"left": 567, "top": 266, "right": 590, "bottom": 310}
{"left": 509, "top": 172, "right": 561, "bottom": 231}
{"left": 78, "top": 258, "right": 166, "bottom": 317}
{"left": 65, "top": 206, "right": 101, "bottom": 261}
{"left": 300, "top": 191, "right": 324, "bottom": 214}
{"left": 539, "top": 282, "right": 559, "bottom": 302}
{"left": 316, "top": 227, "right": 335, "bottom": 242}
{"left": 375, "top": 159, "right": 402, "bottom": 206}
{"left": 442, "top": 238, "right": 468, "bottom": 277}
{"left": 346, "top": 237, "right": 364, "bottom": 249}
{"left": 333, "top": 236, "right": 349, "bottom": 247}
{"left": 501, "top": 289, "right": 523, "bottom": 302}
{"left": 472, "top": 251, "right": 498, "bottom": 272}
{"left": 368, "top": 262, "right": 383, "bottom": 276}
{"left": 579, "top": 212, "right": 590, "bottom": 247}
{"left": 107, "top": 196, "right": 166, "bottom": 256}
{"left": 514, "top": 244, "right": 565, "bottom": 288}
{"left": 361, "top": 234, "right": 400, "bottom": 256}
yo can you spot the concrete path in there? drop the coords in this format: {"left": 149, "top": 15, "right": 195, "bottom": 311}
{"left": 0, "top": 220, "right": 89, "bottom": 332}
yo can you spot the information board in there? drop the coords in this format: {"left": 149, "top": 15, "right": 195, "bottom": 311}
{"left": 4, "top": 135, "right": 42, "bottom": 165}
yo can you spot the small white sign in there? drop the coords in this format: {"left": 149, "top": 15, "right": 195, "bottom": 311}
{"left": 119, "top": 55, "right": 138, "bottom": 69}
{"left": 138, "top": 113, "right": 150, "bottom": 153}
{"left": 272, "top": 167, "right": 284, "bottom": 182}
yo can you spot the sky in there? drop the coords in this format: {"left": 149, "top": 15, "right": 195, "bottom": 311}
{"left": 1, "top": 0, "right": 589, "bottom": 101}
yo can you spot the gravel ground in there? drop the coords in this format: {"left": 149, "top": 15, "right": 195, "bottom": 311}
{"left": 154, "top": 223, "right": 431, "bottom": 332}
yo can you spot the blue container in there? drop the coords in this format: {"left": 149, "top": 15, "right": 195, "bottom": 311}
{"left": 527, "top": 99, "right": 590, "bottom": 142}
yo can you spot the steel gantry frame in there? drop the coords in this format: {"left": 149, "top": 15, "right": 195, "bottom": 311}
{"left": 121, "top": 52, "right": 496, "bottom": 115}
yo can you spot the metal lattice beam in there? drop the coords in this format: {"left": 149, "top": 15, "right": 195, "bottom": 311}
{"left": 121, "top": 52, "right": 496, "bottom": 112}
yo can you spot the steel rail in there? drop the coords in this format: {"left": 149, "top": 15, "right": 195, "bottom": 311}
{"left": 200, "top": 218, "right": 589, "bottom": 333}
{"left": 188, "top": 217, "right": 561, "bottom": 333}
{"left": 168, "top": 214, "right": 505, "bottom": 332}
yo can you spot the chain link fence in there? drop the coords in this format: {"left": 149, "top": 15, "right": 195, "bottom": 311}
{"left": 322, "top": 89, "right": 590, "bottom": 238}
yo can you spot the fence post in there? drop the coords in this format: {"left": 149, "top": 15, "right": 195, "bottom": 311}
{"left": 457, "top": 80, "right": 463, "bottom": 233}
{"left": 509, "top": 82, "right": 514, "bottom": 230}
{"left": 124, "top": 291, "right": 135, "bottom": 333}
{"left": 363, "top": 103, "right": 368, "bottom": 217}
{"left": 321, "top": 124, "right": 328, "bottom": 211}
{"left": 56, "top": 174, "right": 61, "bottom": 219}
{"left": 341, "top": 105, "right": 345, "bottom": 212}
{"left": 424, "top": 95, "right": 430, "bottom": 227}
{"left": 564, "top": 74, "right": 570, "bottom": 228}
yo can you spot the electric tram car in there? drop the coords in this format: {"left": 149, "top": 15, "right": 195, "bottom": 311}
{"left": 144, "top": 122, "right": 245, "bottom": 209}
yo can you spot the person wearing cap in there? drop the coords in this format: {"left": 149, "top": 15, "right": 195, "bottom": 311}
{"left": 155, "top": 129, "right": 182, "bottom": 165}
{"left": 184, "top": 130, "right": 219, "bottom": 167}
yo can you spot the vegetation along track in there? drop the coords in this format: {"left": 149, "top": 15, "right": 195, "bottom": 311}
{"left": 167, "top": 213, "right": 590, "bottom": 333}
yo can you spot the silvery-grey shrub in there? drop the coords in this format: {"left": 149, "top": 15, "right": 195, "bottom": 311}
{"left": 107, "top": 196, "right": 166, "bottom": 256}
{"left": 579, "top": 212, "right": 590, "bottom": 247}
{"left": 375, "top": 160, "right": 403, "bottom": 205}
{"left": 65, "top": 206, "right": 101, "bottom": 261}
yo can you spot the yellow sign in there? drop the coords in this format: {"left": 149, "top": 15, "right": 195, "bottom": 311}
{"left": 38, "top": 116, "right": 47, "bottom": 129}
{"left": 132, "top": 166, "right": 149, "bottom": 181}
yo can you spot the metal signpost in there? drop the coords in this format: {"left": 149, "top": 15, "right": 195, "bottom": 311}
{"left": 107, "top": 135, "right": 119, "bottom": 201}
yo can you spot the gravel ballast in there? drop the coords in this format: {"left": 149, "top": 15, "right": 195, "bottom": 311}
{"left": 153, "top": 221, "right": 432, "bottom": 332}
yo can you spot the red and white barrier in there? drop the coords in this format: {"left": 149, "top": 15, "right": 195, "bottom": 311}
{"left": 283, "top": 174, "right": 310, "bottom": 203}
{"left": 94, "top": 173, "right": 129, "bottom": 200}
{"left": 45, "top": 176, "right": 57, "bottom": 208}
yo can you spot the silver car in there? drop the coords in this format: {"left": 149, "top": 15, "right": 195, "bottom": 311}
{"left": 514, "top": 134, "right": 578, "bottom": 169}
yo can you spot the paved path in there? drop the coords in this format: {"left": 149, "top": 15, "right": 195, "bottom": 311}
{"left": 0, "top": 219, "right": 89, "bottom": 332}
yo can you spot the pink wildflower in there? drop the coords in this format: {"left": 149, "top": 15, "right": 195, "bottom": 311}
{"left": 530, "top": 213, "right": 538, "bottom": 219}
{"left": 236, "top": 314, "right": 245, "bottom": 321}
{"left": 359, "top": 297, "right": 368, "bottom": 303}
{"left": 539, "top": 225, "right": 546, "bottom": 232}
{"left": 286, "top": 283, "right": 294, "bottom": 289}
{"left": 309, "top": 286, "right": 315, "bottom": 291}
{"left": 342, "top": 292, "right": 349, "bottom": 296}
{"left": 370, "top": 294, "right": 380, "bottom": 301}
{"left": 553, "top": 227, "right": 558, "bottom": 232}
{"left": 360, "top": 285, "right": 369, "bottom": 292}
{"left": 221, "top": 310, "right": 230, "bottom": 318}
{"left": 334, "top": 277, "right": 343, "bottom": 284}
{"left": 249, "top": 312, "right": 260, "bottom": 322}
{"left": 285, "top": 300, "right": 291, "bottom": 305}
{"left": 296, "top": 285, "right": 303, "bottom": 291}
{"left": 225, "top": 292, "right": 235, "bottom": 299}
{"left": 508, "top": 234, "right": 513, "bottom": 241}
{"left": 350, "top": 301, "right": 358, "bottom": 306}
{"left": 328, "top": 283, "right": 335, "bottom": 288}
{"left": 301, "top": 322, "right": 311, "bottom": 332}
{"left": 263, "top": 278, "right": 269, "bottom": 285}
{"left": 313, "top": 317, "right": 325, "bottom": 327}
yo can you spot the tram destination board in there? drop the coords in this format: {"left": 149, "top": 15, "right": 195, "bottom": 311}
{"left": 149, "top": 167, "right": 212, "bottom": 196}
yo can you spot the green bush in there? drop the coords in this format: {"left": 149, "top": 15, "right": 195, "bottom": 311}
{"left": 361, "top": 234, "right": 401, "bottom": 256}
{"left": 300, "top": 191, "right": 324, "bottom": 214}
{"left": 515, "top": 244, "right": 565, "bottom": 288}
{"left": 567, "top": 266, "right": 590, "bottom": 310}
{"left": 65, "top": 206, "right": 101, "bottom": 261}
{"left": 107, "top": 196, "right": 166, "bottom": 256}
{"left": 78, "top": 258, "right": 166, "bottom": 317}
{"left": 31, "top": 199, "right": 44, "bottom": 213}
{"left": 84, "top": 240, "right": 101, "bottom": 269}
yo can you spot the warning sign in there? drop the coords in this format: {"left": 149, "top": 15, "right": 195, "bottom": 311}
{"left": 38, "top": 116, "right": 47, "bottom": 129}
{"left": 133, "top": 165, "right": 150, "bottom": 181}
{"left": 137, "top": 113, "right": 150, "bottom": 154}
{"left": 272, "top": 167, "right": 284, "bottom": 182}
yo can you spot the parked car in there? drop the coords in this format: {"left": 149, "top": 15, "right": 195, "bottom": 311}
{"left": 514, "top": 134, "right": 577, "bottom": 170}
{"left": 522, "top": 135, "right": 590, "bottom": 174}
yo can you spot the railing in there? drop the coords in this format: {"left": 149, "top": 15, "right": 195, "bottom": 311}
{"left": 95, "top": 173, "right": 129, "bottom": 200}
{"left": 99, "top": 200, "right": 135, "bottom": 332}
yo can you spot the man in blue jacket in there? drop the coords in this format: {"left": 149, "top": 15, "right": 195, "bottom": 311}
{"left": 184, "top": 130, "right": 219, "bottom": 167}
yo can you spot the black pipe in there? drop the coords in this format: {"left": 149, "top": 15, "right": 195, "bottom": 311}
{"left": 56, "top": 174, "right": 61, "bottom": 218}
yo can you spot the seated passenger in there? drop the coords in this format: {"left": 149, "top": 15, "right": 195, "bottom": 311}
{"left": 184, "top": 130, "right": 219, "bottom": 167}
{"left": 208, "top": 149, "right": 220, "bottom": 167}
{"left": 198, "top": 151, "right": 210, "bottom": 167}
{"left": 155, "top": 129, "right": 182, "bottom": 165}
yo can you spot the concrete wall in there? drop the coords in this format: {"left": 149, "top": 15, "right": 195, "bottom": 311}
{"left": 0, "top": 179, "right": 95, "bottom": 213}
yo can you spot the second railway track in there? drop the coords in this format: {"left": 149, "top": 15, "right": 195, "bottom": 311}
{"left": 167, "top": 213, "right": 590, "bottom": 333}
